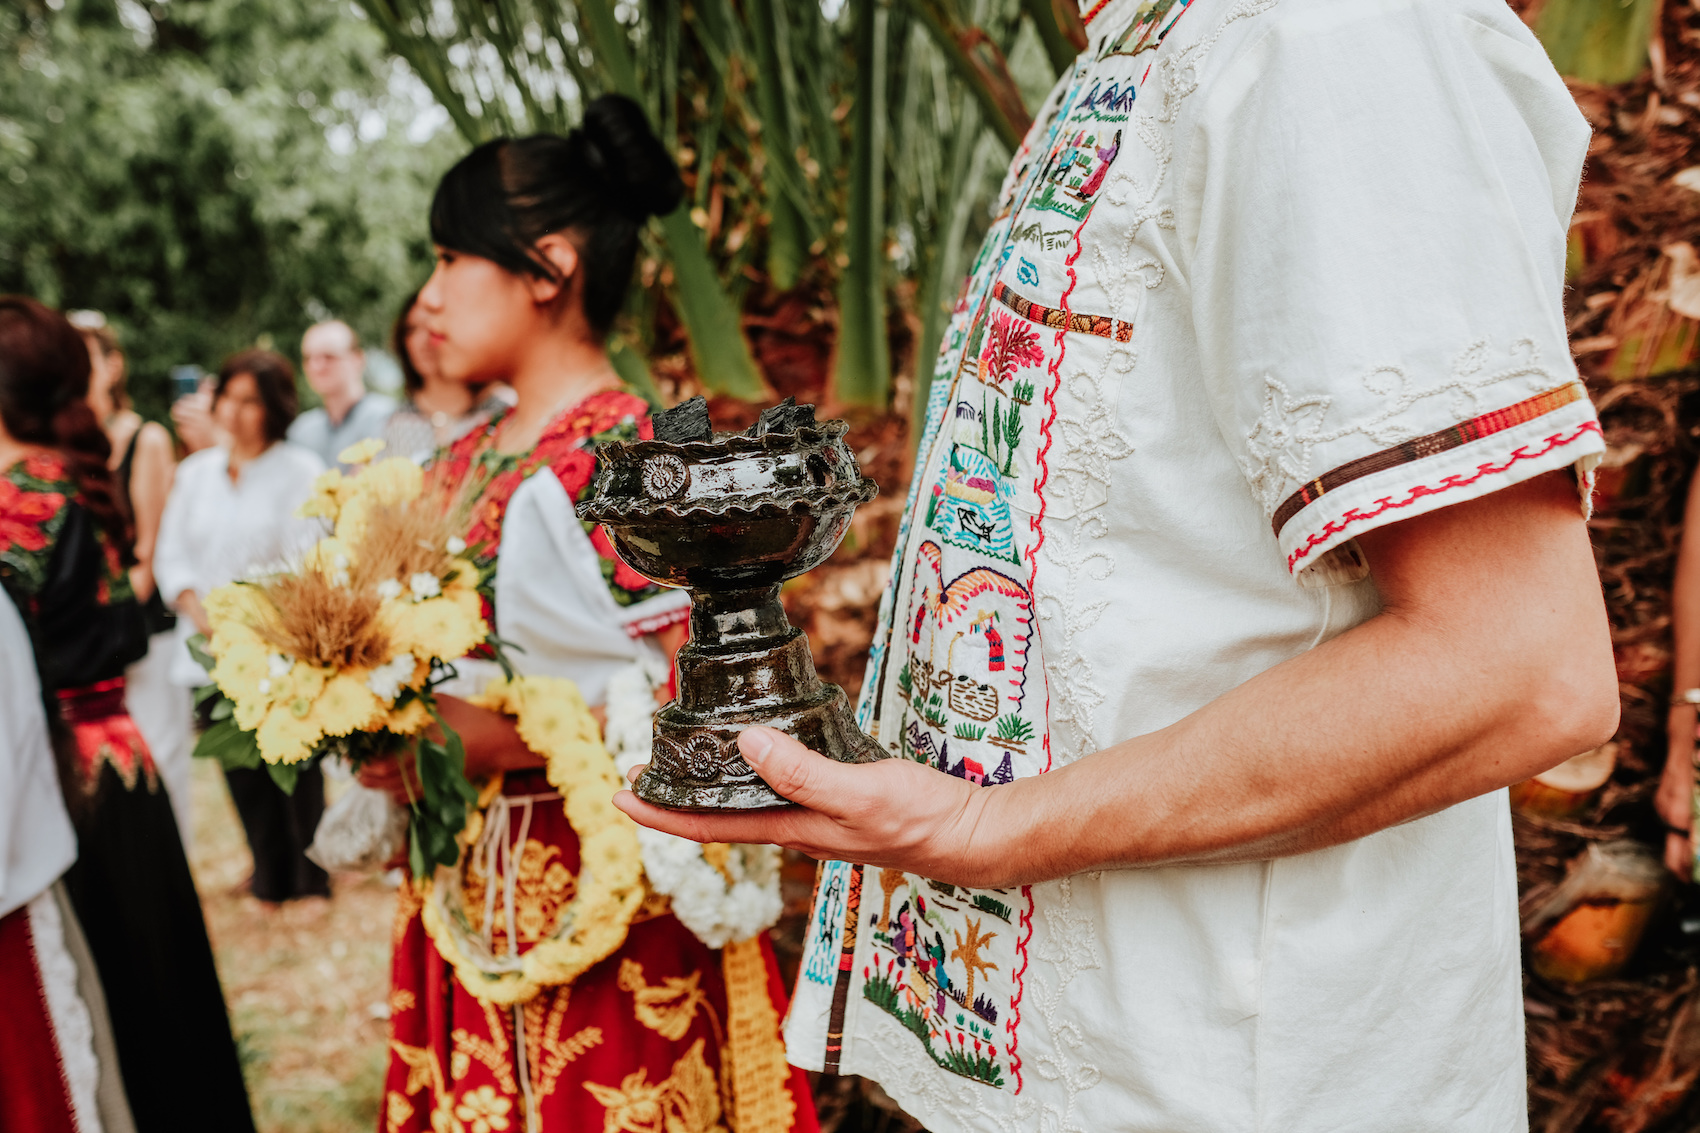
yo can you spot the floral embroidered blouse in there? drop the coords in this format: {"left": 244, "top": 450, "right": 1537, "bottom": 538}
{"left": 0, "top": 452, "right": 146, "bottom": 694}
{"left": 429, "top": 388, "right": 690, "bottom": 704}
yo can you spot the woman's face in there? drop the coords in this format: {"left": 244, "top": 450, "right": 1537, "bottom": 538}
{"left": 403, "top": 303, "right": 443, "bottom": 387}
{"left": 213, "top": 373, "right": 269, "bottom": 451}
{"left": 82, "top": 338, "right": 121, "bottom": 406}
{"left": 415, "top": 249, "right": 540, "bottom": 386}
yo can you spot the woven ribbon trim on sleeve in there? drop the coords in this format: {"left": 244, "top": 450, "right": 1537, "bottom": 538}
{"left": 1271, "top": 382, "right": 1587, "bottom": 537}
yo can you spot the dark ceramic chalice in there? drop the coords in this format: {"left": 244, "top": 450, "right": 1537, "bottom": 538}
{"left": 578, "top": 397, "right": 887, "bottom": 810}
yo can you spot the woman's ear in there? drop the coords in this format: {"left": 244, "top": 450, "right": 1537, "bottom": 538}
{"left": 527, "top": 234, "right": 580, "bottom": 306}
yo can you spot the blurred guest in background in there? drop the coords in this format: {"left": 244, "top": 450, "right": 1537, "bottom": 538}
{"left": 0, "top": 296, "right": 253, "bottom": 1132}
{"left": 1660, "top": 468, "right": 1700, "bottom": 876}
{"left": 381, "top": 289, "right": 506, "bottom": 462}
{"left": 68, "top": 310, "right": 193, "bottom": 841}
{"left": 168, "top": 376, "right": 221, "bottom": 456}
{"left": 155, "top": 350, "right": 330, "bottom": 905}
{"left": 288, "top": 319, "right": 393, "bottom": 467}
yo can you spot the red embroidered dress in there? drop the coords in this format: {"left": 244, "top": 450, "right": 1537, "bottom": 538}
{"left": 384, "top": 391, "right": 816, "bottom": 1133}
{"left": 0, "top": 452, "right": 253, "bottom": 1132}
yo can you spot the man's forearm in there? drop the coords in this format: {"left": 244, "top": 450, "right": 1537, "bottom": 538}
{"left": 971, "top": 474, "right": 1619, "bottom": 887}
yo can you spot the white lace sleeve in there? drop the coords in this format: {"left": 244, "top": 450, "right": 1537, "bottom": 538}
{"left": 1188, "top": 0, "right": 1603, "bottom": 584}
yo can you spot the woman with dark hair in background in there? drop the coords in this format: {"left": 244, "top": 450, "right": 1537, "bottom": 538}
{"left": 154, "top": 349, "right": 331, "bottom": 904}
{"left": 0, "top": 296, "right": 253, "bottom": 1133}
{"left": 358, "top": 96, "right": 818, "bottom": 1131}
{"left": 381, "top": 289, "right": 507, "bottom": 462}
{"left": 67, "top": 311, "right": 194, "bottom": 843}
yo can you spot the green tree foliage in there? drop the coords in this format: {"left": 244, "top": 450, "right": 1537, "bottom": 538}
{"left": 0, "top": 0, "right": 459, "bottom": 421}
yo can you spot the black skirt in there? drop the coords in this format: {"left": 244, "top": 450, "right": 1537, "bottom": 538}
{"left": 63, "top": 763, "right": 255, "bottom": 1133}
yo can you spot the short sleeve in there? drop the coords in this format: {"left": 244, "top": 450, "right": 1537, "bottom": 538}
{"left": 1188, "top": 0, "right": 1604, "bottom": 584}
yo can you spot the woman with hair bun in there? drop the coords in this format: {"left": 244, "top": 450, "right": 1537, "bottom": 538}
{"left": 0, "top": 296, "right": 253, "bottom": 1133}
{"left": 359, "top": 96, "right": 818, "bottom": 1132}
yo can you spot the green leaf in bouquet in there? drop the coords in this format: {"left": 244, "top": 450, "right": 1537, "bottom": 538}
{"left": 186, "top": 633, "right": 217, "bottom": 675}
{"left": 193, "top": 716, "right": 262, "bottom": 771}
{"left": 266, "top": 760, "right": 302, "bottom": 795}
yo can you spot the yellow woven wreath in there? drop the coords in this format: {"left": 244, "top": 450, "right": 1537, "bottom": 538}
{"left": 420, "top": 674, "right": 645, "bottom": 1005}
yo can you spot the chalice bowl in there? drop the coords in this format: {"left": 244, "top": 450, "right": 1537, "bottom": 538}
{"left": 577, "top": 397, "right": 887, "bottom": 810}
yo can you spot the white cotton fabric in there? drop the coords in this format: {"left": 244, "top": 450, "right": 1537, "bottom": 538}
{"left": 492, "top": 470, "right": 688, "bottom": 705}
{"left": 154, "top": 441, "right": 326, "bottom": 687}
{"left": 787, "top": 0, "right": 1592, "bottom": 1128}
{"left": 0, "top": 592, "right": 74, "bottom": 921}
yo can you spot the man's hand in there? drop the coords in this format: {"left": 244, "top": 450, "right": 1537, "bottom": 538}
{"left": 614, "top": 726, "right": 996, "bottom": 884}
{"left": 617, "top": 473, "right": 1617, "bottom": 888}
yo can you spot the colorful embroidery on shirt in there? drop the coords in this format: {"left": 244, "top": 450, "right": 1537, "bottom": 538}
{"left": 992, "top": 281, "right": 1135, "bottom": 342}
{"left": 1271, "top": 381, "right": 1588, "bottom": 535}
{"left": 807, "top": 0, "right": 1197, "bottom": 1096}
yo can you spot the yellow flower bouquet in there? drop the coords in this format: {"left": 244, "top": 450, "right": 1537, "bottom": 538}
{"left": 191, "top": 440, "right": 496, "bottom": 875}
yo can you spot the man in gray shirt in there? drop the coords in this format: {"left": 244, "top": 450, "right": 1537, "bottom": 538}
{"left": 287, "top": 319, "right": 394, "bottom": 466}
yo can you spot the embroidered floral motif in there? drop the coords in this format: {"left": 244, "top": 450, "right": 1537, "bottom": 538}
{"left": 430, "top": 390, "right": 666, "bottom": 615}
{"left": 581, "top": 1038, "right": 725, "bottom": 1133}
{"left": 453, "top": 1085, "right": 515, "bottom": 1133}
{"left": 619, "top": 959, "right": 710, "bottom": 1042}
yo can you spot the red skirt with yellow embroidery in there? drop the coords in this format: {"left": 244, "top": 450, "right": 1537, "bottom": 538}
{"left": 383, "top": 770, "right": 818, "bottom": 1133}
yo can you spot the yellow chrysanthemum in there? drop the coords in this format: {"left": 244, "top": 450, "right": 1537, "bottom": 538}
{"left": 579, "top": 826, "right": 643, "bottom": 889}
{"left": 307, "top": 672, "right": 386, "bottom": 737}
{"left": 257, "top": 703, "right": 321, "bottom": 764}
{"left": 203, "top": 583, "right": 277, "bottom": 650}
{"left": 347, "top": 457, "right": 422, "bottom": 509}
{"left": 333, "top": 494, "right": 372, "bottom": 545}
{"left": 288, "top": 663, "right": 329, "bottom": 702}
{"left": 211, "top": 638, "right": 270, "bottom": 706}
{"left": 337, "top": 438, "right": 387, "bottom": 466}
{"left": 385, "top": 596, "right": 484, "bottom": 662}
{"left": 299, "top": 468, "right": 351, "bottom": 520}
{"left": 232, "top": 692, "right": 269, "bottom": 732}
{"left": 387, "top": 697, "right": 432, "bottom": 735}
{"left": 442, "top": 558, "right": 480, "bottom": 596}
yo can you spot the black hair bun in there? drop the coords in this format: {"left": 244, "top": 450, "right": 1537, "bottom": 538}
{"left": 575, "top": 94, "right": 684, "bottom": 223}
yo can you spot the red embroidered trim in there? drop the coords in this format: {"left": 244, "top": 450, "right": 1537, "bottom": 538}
{"left": 1285, "top": 420, "right": 1604, "bottom": 573}
{"left": 1081, "top": 0, "right": 1114, "bottom": 24}
{"left": 624, "top": 601, "right": 690, "bottom": 640}
{"left": 1271, "top": 383, "right": 1587, "bottom": 535}
{"left": 992, "top": 281, "right": 1133, "bottom": 343}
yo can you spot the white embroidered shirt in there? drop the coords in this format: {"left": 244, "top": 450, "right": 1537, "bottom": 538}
{"left": 784, "top": 0, "right": 1599, "bottom": 1129}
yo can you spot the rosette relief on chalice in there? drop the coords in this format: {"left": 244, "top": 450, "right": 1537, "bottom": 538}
{"left": 578, "top": 396, "right": 887, "bottom": 810}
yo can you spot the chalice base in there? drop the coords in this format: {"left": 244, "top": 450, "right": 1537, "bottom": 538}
{"left": 635, "top": 686, "right": 881, "bottom": 810}
{"left": 633, "top": 619, "right": 885, "bottom": 811}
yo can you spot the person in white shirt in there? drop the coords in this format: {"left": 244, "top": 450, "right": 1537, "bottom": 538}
{"left": 618, "top": 1, "right": 1620, "bottom": 1129}
{"left": 286, "top": 320, "right": 395, "bottom": 468}
{"left": 155, "top": 349, "right": 329, "bottom": 904}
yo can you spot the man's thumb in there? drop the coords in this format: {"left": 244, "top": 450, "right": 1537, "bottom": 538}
{"left": 737, "top": 726, "right": 834, "bottom": 807}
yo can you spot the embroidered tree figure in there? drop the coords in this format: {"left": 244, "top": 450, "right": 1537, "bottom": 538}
{"left": 878, "top": 868, "right": 908, "bottom": 930}
{"left": 978, "top": 312, "right": 1044, "bottom": 389}
{"left": 950, "top": 916, "right": 1000, "bottom": 1004}
{"left": 1001, "top": 401, "right": 1024, "bottom": 475}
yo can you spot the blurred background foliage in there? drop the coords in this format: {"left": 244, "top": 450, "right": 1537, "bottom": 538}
{"left": 0, "top": 0, "right": 460, "bottom": 422}
{"left": 352, "top": 0, "right": 1072, "bottom": 409}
